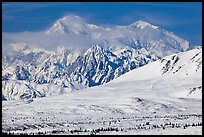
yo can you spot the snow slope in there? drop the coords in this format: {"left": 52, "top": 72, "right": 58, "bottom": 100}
{"left": 2, "top": 48, "right": 202, "bottom": 135}
{"left": 112, "top": 46, "right": 202, "bottom": 82}
{"left": 110, "top": 47, "right": 202, "bottom": 99}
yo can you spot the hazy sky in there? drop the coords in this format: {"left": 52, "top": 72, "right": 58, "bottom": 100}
{"left": 2, "top": 2, "right": 202, "bottom": 45}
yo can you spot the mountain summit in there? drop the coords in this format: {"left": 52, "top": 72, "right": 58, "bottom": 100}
{"left": 46, "top": 15, "right": 96, "bottom": 35}
{"left": 129, "top": 20, "right": 159, "bottom": 29}
{"left": 44, "top": 15, "right": 190, "bottom": 57}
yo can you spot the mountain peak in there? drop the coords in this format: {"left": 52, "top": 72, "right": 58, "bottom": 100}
{"left": 60, "top": 15, "right": 85, "bottom": 24}
{"left": 130, "top": 20, "right": 158, "bottom": 29}
{"left": 84, "top": 45, "right": 105, "bottom": 55}
{"left": 46, "top": 15, "right": 87, "bottom": 34}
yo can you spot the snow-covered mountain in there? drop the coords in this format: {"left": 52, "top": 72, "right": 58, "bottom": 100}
{"left": 2, "top": 44, "right": 160, "bottom": 101}
{"left": 111, "top": 47, "right": 202, "bottom": 98}
{"left": 2, "top": 45, "right": 202, "bottom": 102}
{"left": 2, "top": 15, "right": 194, "bottom": 101}
{"left": 2, "top": 47, "right": 202, "bottom": 135}
{"left": 45, "top": 15, "right": 189, "bottom": 57}
{"left": 3, "top": 15, "right": 190, "bottom": 55}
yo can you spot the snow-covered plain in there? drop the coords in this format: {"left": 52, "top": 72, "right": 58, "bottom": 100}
{"left": 2, "top": 48, "right": 202, "bottom": 135}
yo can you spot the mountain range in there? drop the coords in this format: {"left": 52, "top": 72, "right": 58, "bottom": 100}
{"left": 2, "top": 45, "right": 202, "bottom": 135}
{"left": 2, "top": 15, "right": 198, "bottom": 101}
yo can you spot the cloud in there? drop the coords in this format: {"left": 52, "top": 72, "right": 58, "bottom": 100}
{"left": 2, "top": 3, "right": 75, "bottom": 19}
{"left": 135, "top": 2, "right": 201, "bottom": 9}
{"left": 3, "top": 3, "right": 49, "bottom": 13}
{"left": 2, "top": 31, "right": 99, "bottom": 52}
{"left": 2, "top": 2, "right": 77, "bottom": 13}
{"left": 3, "top": 3, "right": 58, "bottom": 24}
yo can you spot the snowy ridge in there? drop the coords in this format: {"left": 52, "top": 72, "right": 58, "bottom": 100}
{"left": 130, "top": 20, "right": 159, "bottom": 29}
{"left": 112, "top": 47, "right": 202, "bottom": 83}
{"left": 2, "top": 45, "right": 159, "bottom": 101}
{"left": 2, "top": 47, "right": 202, "bottom": 135}
{"left": 2, "top": 47, "right": 202, "bottom": 102}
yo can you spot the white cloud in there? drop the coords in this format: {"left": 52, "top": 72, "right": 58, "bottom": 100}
{"left": 2, "top": 31, "right": 97, "bottom": 52}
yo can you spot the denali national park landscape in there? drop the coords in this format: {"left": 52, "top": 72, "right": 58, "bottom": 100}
{"left": 2, "top": 2, "right": 202, "bottom": 135}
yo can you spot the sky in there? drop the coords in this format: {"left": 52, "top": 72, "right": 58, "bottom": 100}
{"left": 2, "top": 2, "right": 202, "bottom": 45}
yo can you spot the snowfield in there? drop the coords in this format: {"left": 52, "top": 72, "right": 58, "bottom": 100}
{"left": 2, "top": 48, "right": 202, "bottom": 135}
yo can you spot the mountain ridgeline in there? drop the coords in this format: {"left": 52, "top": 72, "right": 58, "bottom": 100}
{"left": 2, "top": 15, "right": 195, "bottom": 101}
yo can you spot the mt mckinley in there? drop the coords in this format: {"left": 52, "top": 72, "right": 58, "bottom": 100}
{"left": 2, "top": 15, "right": 193, "bottom": 101}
